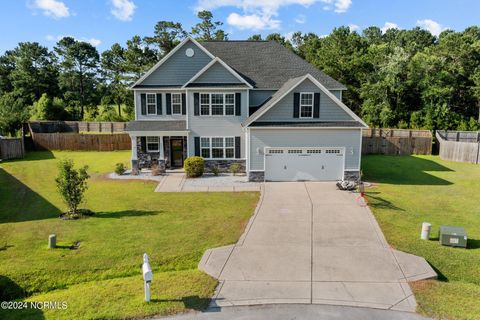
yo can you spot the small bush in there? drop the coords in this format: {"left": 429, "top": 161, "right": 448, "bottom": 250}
{"left": 211, "top": 166, "right": 220, "bottom": 176}
{"left": 229, "top": 163, "right": 241, "bottom": 176}
{"left": 55, "top": 159, "right": 89, "bottom": 217}
{"left": 151, "top": 164, "right": 162, "bottom": 176}
{"left": 184, "top": 156, "right": 204, "bottom": 178}
{"left": 114, "top": 163, "right": 126, "bottom": 175}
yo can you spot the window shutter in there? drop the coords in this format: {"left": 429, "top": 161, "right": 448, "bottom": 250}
{"left": 194, "top": 137, "right": 200, "bottom": 156}
{"left": 235, "top": 136, "right": 241, "bottom": 159}
{"left": 141, "top": 94, "right": 146, "bottom": 115}
{"left": 166, "top": 93, "right": 172, "bottom": 115}
{"left": 293, "top": 92, "right": 300, "bottom": 118}
{"left": 156, "top": 93, "right": 162, "bottom": 115}
{"left": 313, "top": 93, "right": 320, "bottom": 118}
{"left": 194, "top": 93, "right": 199, "bottom": 116}
{"left": 140, "top": 137, "right": 146, "bottom": 152}
{"left": 181, "top": 93, "right": 186, "bottom": 115}
{"left": 235, "top": 92, "right": 241, "bottom": 116}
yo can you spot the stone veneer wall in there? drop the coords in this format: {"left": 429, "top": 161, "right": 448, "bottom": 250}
{"left": 133, "top": 137, "right": 165, "bottom": 172}
{"left": 248, "top": 171, "right": 264, "bottom": 182}
{"left": 204, "top": 160, "right": 246, "bottom": 173}
{"left": 343, "top": 170, "right": 360, "bottom": 181}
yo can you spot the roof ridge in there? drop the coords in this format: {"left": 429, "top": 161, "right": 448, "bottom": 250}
{"left": 201, "top": 40, "right": 270, "bottom": 43}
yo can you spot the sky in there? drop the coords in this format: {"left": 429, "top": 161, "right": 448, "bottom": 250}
{"left": 1, "top": 0, "right": 479, "bottom": 54}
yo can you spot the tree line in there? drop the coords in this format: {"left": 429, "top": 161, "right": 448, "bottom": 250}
{"left": 0, "top": 10, "right": 479, "bottom": 136}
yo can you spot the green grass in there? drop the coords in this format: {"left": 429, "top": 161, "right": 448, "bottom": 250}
{"left": 362, "top": 155, "right": 480, "bottom": 320}
{"left": 0, "top": 151, "right": 259, "bottom": 320}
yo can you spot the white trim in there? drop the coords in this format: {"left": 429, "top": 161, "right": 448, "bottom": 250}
{"left": 131, "top": 36, "right": 215, "bottom": 88}
{"left": 299, "top": 92, "right": 314, "bottom": 119}
{"left": 127, "top": 130, "right": 188, "bottom": 136}
{"left": 200, "top": 136, "right": 236, "bottom": 160}
{"left": 248, "top": 127, "right": 363, "bottom": 130}
{"left": 133, "top": 88, "right": 186, "bottom": 91}
{"left": 130, "top": 135, "right": 137, "bottom": 160}
{"left": 134, "top": 92, "right": 138, "bottom": 120}
{"left": 344, "top": 168, "right": 360, "bottom": 171}
{"left": 182, "top": 57, "right": 253, "bottom": 89}
{"left": 243, "top": 74, "right": 368, "bottom": 127}
{"left": 245, "top": 127, "right": 250, "bottom": 172}
{"left": 358, "top": 128, "right": 363, "bottom": 171}
{"left": 185, "top": 89, "right": 189, "bottom": 130}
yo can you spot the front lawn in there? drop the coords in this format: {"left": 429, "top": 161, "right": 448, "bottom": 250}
{"left": 362, "top": 155, "right": 480, "bottom": 320}
{"left": 0, "top": 151, "right": 259, "bottom": 320}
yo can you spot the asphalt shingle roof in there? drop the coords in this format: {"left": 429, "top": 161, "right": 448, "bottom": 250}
{"left": 125, "top": 120, "right": 187, "bottom": 132}
{"left": 201, "top": 41, "right": 346, "bottom": 90}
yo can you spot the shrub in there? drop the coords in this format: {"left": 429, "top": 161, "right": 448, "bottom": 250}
{"left": 151, "top": 164, "right": 162, "bottom": 176}
{"left": 184, "top": 156, "right": 204, "bottom": 178}
{"left": 229, "top": 163, "right": 241, "bottom": 176}
{"left": 55, "top": 159, "right": 90, "bottom": 217}
{"left": 114, "top": 163, "right": 126, "bottom": 175}
{"left": 211, "top": 166, "right": 220, "bottom": 176}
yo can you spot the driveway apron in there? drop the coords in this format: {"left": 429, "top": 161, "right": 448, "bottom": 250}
{"left": 199, "top": 182, "right": 436, "bottom": 311}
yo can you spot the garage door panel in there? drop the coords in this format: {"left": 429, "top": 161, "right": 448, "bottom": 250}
{"left": 265, "top": 147, "right": 344, "bottom": 181}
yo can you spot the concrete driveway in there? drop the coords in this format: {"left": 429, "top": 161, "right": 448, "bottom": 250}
{"left": 199, "top": 182, "right": 436, "bottom": 312}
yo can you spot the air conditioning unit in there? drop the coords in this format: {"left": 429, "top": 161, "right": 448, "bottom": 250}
{"left": 439, "top": 226, "right": 467, "bottom": 248}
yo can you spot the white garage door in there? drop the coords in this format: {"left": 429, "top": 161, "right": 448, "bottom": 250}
{"left": 264, "top": 147, "right": 345, "bottom": 181}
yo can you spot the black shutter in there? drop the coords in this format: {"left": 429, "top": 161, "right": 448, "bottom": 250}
{"left": 156, "top": 93, "right": 162, "bottom": 115}
{"left": 193, "top": 93, "right": 199, "bottom": 116}
{"left": 181, "top": 93, "right": 186, "bottom": 115}
{"left": 293, "top": 92, "right": 300, "bottom": 118}
{"left": 235, "top": 136, "right": 241, "bottom": 159}
{"left": 235, "top": 92, "right": 241, "bottom": 116}
{"left": 194, "top": 137, "right": 200, "bottom": 156}
{"left": 141, "top": 94, "right": 146, "bottom": 115}
{"left": 313, "top": 93, "right": 320, "bottom": 118}
{"left": 166, "top": 93, "right": 172, "bottom": 115}
{"left": 140, "top": 137, "right": 146, "bottom": 152}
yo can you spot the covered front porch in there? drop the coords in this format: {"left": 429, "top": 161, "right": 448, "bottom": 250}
{"left": 125, "top": 120, "right": 189, "bottom": 173}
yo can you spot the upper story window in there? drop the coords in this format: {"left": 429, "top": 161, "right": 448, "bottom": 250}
{"left": 300, "top": 92, "right": 313, "bottom": 118}
{"left": 146, "top": 94, "right": 157, "bottom": 115}
{"left": 171, "top": 93, "right": 182, "bottom": 115}
{"left": 199, "top": 93, "right": 235, "bottom": 116}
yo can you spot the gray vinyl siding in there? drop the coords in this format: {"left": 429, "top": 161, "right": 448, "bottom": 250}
{"left": 330, "top": 90, "right": 342, "bottom": 101}
{"left": 249, "top": 128, "right": 361, "bottom": 170}
{"left": 258, "top": 79, "right": 353, "bottom": 122}
{"left": 139, "top": 40, "right": 212, "bottom": 86}
{"left": 187, "top": 89, "right": 248, "bottom": 158}
{"left": 249, "top": 90, "right": 276, "bottom": 106}
{"left": 193, "top": 62, "right": 243, "bottom": 84}
{"left": 135, "top": 90, "right": 186, "bottom": 121}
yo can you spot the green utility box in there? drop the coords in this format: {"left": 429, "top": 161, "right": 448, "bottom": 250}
{"left": 439, "top": 226, "right": 468, "bottom": 248}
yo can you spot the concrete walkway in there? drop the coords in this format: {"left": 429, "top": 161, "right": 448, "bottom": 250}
{"left": 155, "top": 173, "right": 261, "bottom": 192}
{"left": 199, "top": 182, "right": 436, "bottom": 312}
{"left": 154, "top": 304, "right": 431, "bottom": 320}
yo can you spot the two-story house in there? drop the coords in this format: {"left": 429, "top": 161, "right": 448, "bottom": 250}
{"left": 126, "top": 36, "right": 368, "bottom": 181}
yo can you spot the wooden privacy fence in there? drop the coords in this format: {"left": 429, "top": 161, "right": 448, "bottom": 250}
{"left": 31, "top": 132, "right": 131, "bottom": 151}
{"left": 28, "top": 121, "right": 127, "bottom": 134}
{"left": 362, "top": 128, "right": 432, "bottom": 155}
{"left": 0, "top": 136, "right": 25, "bottom": 160}
{"left": 436, "top": 130, "right": 480, "bottom": 164}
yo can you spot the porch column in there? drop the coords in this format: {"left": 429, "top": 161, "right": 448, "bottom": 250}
{"left": 130, "top": 135, "right": 138, "bottom": 160}
{"left": 159, "top": 135, "right": 164, "bottom": 160}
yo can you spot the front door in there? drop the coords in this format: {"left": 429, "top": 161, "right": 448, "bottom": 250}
{"left": 170, "top": 139, "right": 184, "bottom": 168}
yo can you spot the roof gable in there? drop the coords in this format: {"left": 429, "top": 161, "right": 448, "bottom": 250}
{"left": 133, "top": 37, "right": 214, "bottom": 88}
{"left": 243, "top": 74, "right": 367, "bottom": 127}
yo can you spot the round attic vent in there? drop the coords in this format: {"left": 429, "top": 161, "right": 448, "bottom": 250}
{"left": 185, "top": 48, "right": 195, "bottom": 57}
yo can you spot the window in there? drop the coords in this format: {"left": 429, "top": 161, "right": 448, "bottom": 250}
{"left": 200, "top": 94, "right": 210, "bottom": 115}
{"left": 211, "top": 94, "right": 224, "bottom": 115}
{"left": 300, "top": 92, "right": 313, "bottom": 118}
{"left": 171, "top": 93, "right": 182, "bottom": 115}
{"left": 146, "top": 136, "right": 159, "bottom": 152}
{"left": 200, "top": 137, "right": 235, "bottom": 159}
{"left": 146, "top": 94, "right": 156, "bottom": 115}
{"left": 198, "top": 93, "right": 235, "bottom": 116}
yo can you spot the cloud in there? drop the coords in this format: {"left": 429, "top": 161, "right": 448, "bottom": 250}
{"left": 320, "top": 0, "right": 352, "bottom": 13}
{"left": 381, "top": 22, "right": 398, "bottom": 33}
{"left": 32, "top": 0, "right": 70, "bottom": 18}
{"left": 227, "top": 13, "right": 280, "bottom": 30}
{"left": 416, "top": 19, "right": 446, "bottom": 36}
{"left": 110, "top": 0, "right": 136, "bottom": 21}
{"left": 295, "top": 14, "right": 306, "bottom": 24}
{"left": 348, "top": 23, "right": 359, "bottom": 32}
{"left": 46, "top": 35, "right": 102, "bottom": 47}
{"left": 196, "top": 0, "right": 352, "bottom": 30}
